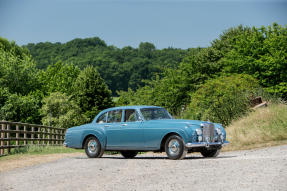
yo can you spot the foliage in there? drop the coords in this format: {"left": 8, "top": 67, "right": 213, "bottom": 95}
{"left": 184, "top": 74, "right": 260, "bottom": 126}
{"left": 117, "top": 23, "right": 287, "bottom": 119}
{"left": 25, "top": 38, "right": 188, "bottom": 95}
{"left": 40, "top": 92, "right": 88, "bottom": 129}
{"left": 0, "top": 93, "right": 41, "bottom": 124}
{"left": 221, "top": 23, "right": 287, "bottom": 98}
{"left": 38, "top": 61, "right": 80, "bottom": 95}
{"left": 72, "top": 66, "right": 114, "bottom": 121}
{"left": 0, "top": 38, "right": 40, "bottom": 95}
{"left": 1, "top": 23, "right": 286, "bottom": 128}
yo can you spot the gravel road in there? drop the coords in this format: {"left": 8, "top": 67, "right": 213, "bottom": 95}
{"left": 1, "top": 145, "right": 287, "bottom": 191}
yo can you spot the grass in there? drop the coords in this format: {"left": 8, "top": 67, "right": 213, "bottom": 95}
{"left": 0, "top": 145, "right": 82, "bottom": 161}
{"left": 223, "top": 103, "right": 287, "bottom": 151}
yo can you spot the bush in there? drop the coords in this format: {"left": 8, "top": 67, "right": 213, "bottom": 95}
{"left": 40, "top": 92, "right": 88, "bottom": 128}
{"left": 184, "top": 74, "right": 260, "bottom": 126}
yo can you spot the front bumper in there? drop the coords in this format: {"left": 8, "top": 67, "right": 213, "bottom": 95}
{"left": 185, "top": 141, "right": 229, "bottom": 148}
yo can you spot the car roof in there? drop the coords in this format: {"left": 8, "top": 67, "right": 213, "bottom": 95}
{"left": 102, "top": 105, "right": 162, "bottom": 112}
{"left": 92, "top": 105, "right": 164, "bottom": 123}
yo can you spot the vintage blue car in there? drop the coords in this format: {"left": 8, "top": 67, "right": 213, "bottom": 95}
{"left": 64, "top": 106, "right": 229, "bottom": 160}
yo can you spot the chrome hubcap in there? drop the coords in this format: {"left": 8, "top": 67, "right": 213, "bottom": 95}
{"left": 168, "top": 139, "right": 180, "bottom": 155}
{"left": 88, "top": 140, "right": 98, "bottom": 154}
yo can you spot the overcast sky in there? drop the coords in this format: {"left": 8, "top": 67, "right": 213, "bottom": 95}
{"left": 0, "top": 0, "right": 286, "bottom": 49}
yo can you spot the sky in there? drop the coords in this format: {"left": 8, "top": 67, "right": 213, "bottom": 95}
{"left": 0, "top": 0, "right": 286, "bottom": 49}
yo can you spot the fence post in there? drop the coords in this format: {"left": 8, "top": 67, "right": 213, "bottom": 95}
{"left": 56, "top": 129, "right": 59, "bottom": 145}
{"left": 52, "top": 128, "right": 54, "bottom": 145}
{"left": 48, "top": 128, "right": 50, "bottom": 145}
{"left": 16, "top": 125, "right": 19, "bottom": 146}
{"left": 24, "top": 126, "right": 27, "bottom": 145}
{"left": 42, "top": 127, "right": 45, "bottom": 145}
{"left": 31, "top": 126, "right": 34, "bottom": 145}
{"left": 63, "top": 129, "right": 65, "bottom": 144}
{"left": 1, "top": 122, "right": 5, "bottom": 155}
{"left": 38, "top": 127, "right": 40, "bottom": 145}
{"left": 7, "top": 124, "right": 10, "bottom": 154}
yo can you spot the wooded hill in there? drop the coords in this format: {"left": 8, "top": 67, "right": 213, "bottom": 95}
{"left": 0, "top": 23, "right": 286, "bottom": 128}
{"left": 25, "top": 39, "right": 188, "bottom": 95}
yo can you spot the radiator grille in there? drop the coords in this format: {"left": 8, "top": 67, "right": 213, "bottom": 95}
{"left": 202, "top": 123, "right": 215, "bottom": 143}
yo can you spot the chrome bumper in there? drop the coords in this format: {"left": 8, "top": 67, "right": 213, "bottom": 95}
{"left": 185, "top": 141, "right": 229, "bottom": 148}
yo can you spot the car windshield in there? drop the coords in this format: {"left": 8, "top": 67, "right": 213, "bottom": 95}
{"left": 140, "top": 108, "right": 172, "bottom": 120}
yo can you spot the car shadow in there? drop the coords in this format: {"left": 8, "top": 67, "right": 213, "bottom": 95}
{"left": 74, "top": 155, "right": 236, "bottom": 160}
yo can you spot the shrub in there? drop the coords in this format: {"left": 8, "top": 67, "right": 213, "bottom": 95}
{"left": 184, "top": 74, "right": 260, "bottom": 126}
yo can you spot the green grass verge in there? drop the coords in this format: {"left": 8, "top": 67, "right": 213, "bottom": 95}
{"left": 224, "top": 103, "right": 287, "bottom": 151}
{"left": 1, "top": 145, "right": 82, "bottom": 157}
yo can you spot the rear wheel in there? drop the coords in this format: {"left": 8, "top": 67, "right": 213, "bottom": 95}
{"left": 165, "top": 135, "right": 187, "bottom": 160}
{"left": 120, "top": 151, "right": 138, "bottom": 158}
{"left": 84, "top": 136, "right": 104, "bottom": 158}
{"left": 200, "top": 148, "right": 220, "bottom": 158}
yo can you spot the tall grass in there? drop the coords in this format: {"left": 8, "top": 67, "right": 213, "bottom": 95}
{"left": 225, "top": 103, "right": 287, "bottom": 150}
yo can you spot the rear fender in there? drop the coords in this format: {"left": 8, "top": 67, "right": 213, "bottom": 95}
{"left": 81, "top": 130, "right": 106, "bottom": 149}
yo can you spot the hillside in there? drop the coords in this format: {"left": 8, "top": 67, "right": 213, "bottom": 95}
{"left": 24, "top": 38, "right": 189, "bottom": 95}
{"left": 225, "top": 103, "right": 287, "bottom": 151}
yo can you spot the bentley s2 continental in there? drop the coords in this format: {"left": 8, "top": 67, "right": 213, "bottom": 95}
{"left": 64, "top": 106, "right": 229, "bottom": 160}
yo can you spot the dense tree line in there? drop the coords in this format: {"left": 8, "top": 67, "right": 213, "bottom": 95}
{"left": 0, "top": 23, "right": 286, "bottom": 127}
{"left": 25, "top": 38, "right": 188, "bottom": 95}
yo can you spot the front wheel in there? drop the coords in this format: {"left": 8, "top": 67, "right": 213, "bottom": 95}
{"left": 200, "top": 148, "right": 220, "bottom": 158}
{"left": 120, "top": 151, "right": 138, "bottom": 158}
{"left": 165, "top": 135, "right": 187, "bottom": 160}
{"left": 84, "top": 136, "right": 104, "bottom": 158}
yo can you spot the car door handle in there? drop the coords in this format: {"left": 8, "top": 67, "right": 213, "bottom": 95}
{"left": 104, "top": 125, "right": 111, "bottom": 127}
{"left": 121, "top": 124, "right": 127, "bottom": 126}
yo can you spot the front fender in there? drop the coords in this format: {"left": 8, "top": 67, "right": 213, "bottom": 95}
{"left": 160, "top": 127, "right": 193, "bottom": 147}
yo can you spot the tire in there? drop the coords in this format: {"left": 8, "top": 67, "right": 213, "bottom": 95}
{"left": 165, "top": 135, "right": 187, "bottom": 160}
{"left": 84, "top": 136, "right": 104, "bottom": 158}
{"left": 120, "top": 151, "right": 138, "bottom": 159}
{"left": 200, "top": 148, "right": 220, "bottom": 158}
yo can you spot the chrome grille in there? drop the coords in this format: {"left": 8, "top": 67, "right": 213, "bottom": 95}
{"left": 202, "top": 123, "right": 215, "bottom": 143}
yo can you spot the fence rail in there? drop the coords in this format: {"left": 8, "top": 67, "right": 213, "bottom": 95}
{"left": 0, "top": 121, "right": 66, "bottom": 156}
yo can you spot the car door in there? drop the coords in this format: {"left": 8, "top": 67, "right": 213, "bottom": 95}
{"left": 105, "top": 109, "right": 123, "bottom": 149}
{"left": 118, "top": 109, "right": 144, "bottom": 149}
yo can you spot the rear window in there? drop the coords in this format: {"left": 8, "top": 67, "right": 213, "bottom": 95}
{"left": 140, "top": 108, "right": 172, "bottom": 120}
{"left": 124, "top": 109, "right": 139, "bottom": 122}
{"left": 107, "top": 110, "right": 122, "bottom": 123}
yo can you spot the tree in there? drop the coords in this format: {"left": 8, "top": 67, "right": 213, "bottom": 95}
{"left": 221, "top": 23, "right": 287, "bottom": 99}
{"left": 40, "top": 92, "right": 87, "bottom": 129}
{"left": 73, "top": 66, "right": 114, "bottom": 121}
{"left": 0, "top": 37, "right": 40, "bottom": 95}
{"left": 185, "top": 74, "right": 260, "bottom": 126}
{"left": 39, "top": 61, "right": 80, "bottom": 95}
{"left": 0, "top": 93, "right": 41, "bottom": 124}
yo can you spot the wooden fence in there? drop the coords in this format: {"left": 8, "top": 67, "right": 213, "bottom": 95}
{"left": 0, "top": 121, "right": 66, "bottom": 156}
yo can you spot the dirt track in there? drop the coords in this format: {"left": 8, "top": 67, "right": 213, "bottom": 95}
{"left": 0, "top": 145, "right": 287, "bottom": 191}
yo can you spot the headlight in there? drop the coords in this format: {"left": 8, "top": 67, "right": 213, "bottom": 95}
{"left": 195, "top": 128, "right": 202, "bottom": 135}
{"left": 216, "top": 128, "right": 222, "bottom": 135}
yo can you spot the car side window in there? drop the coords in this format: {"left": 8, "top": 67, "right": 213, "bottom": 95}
{"left": 107, "top": 110, "right": 122, "bottom": 123}
{"left": 96, "top": 112, "right": 107, "bottom": 123}
{"left": 124, "top": 109, "right": 139, "bottom": 122}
